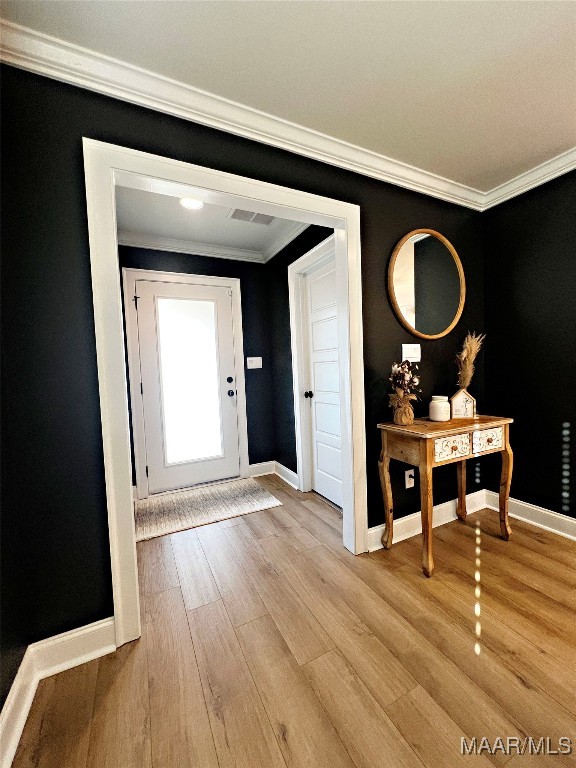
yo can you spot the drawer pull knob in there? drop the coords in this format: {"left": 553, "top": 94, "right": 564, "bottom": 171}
{"left": 451, "top": 445, "right": 458, "bottom": 452}
{"left": 487, "top": 437, "right": 493, "bottom": 444}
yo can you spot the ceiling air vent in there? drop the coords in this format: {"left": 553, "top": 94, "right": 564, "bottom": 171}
{"left": 252, "top": 213, "right": 275, "bottom": 225}
{"left": 229, "top": 209, "right": 275, "bottom": 225}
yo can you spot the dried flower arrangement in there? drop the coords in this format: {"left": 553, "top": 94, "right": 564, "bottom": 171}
{"left": 389, "top": 360, "right": 422, "bottom": 425}
{"left": 456, "top": 332, "right": 486, "bottom": 388}
{"left": 451, "top": 332, "right": 486, "bottom": 418}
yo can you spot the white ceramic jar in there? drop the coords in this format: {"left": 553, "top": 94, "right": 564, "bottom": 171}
{"left": 429, "top": 396, "right": 451, "bottom": 422}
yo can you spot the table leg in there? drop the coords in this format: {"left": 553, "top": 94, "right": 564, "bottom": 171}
{"left": 457, "top": 460, "right": 467, "bottom": 521}
{"left": 420, "top": 464, "right": 434, "bottom": 577}
{"left": 499, "top": 438, "right": 513, "bottom": 540}
{"left": 378, "top": 447, "right": 393, "bottom": 549}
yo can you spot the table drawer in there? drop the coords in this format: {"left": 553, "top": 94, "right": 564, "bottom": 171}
{"left": 473, "top": 427, "right": 503, "bottom": 454}
{"left": 434, "top": 433, "right": 470, "bottom": 462}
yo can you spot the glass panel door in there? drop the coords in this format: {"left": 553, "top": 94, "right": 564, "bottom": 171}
{"left": 156, "top": 297, "right": 223, "bottom": 465}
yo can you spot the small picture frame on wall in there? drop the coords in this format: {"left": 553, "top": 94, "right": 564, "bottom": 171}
{"left": 450, "top": 388, "right": 476, "bottom": 418}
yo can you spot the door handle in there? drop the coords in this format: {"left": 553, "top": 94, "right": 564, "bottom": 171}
{"left": 304, "top": 391, "right": 314, "bottom": 398}
{"left": 227, "top": 390, "right": 235, "bottom": 397}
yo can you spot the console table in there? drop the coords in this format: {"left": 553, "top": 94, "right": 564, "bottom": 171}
{"left": 377, "top": 416, "right": 513, "bottom": 577}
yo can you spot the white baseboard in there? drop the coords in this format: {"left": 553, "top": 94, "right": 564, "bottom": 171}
{"left": 246, "top": 460, "right": 299, "bottom": 489}
{"left": 32, "top": 617, "right": 116, "bottom": 681}
{"left": 367, "top": 488, "right": 576, "bottom": 552}
{"left": 485, "top": 490, "right": 576, "bottom": 541}
{"left": 246, "top": 461, "right": 276, "bottom": 478}
{"left": 0, "top": 618, "right": 116, "bottom": 768}
{"left": 0, "top": 650, "right": 36, "bottom": 768}
{"left": 366, "top": 490, "right": 486, "bottom": 552}
{"left": 274, "top": 462, "right": 299, "bottom": 489}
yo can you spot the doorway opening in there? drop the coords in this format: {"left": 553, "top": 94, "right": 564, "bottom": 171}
{"left": 123, "top": 270, "right": 249, "bottom": 500}
{"left": 83, "top": 138, "right": 367, "bottom": 646}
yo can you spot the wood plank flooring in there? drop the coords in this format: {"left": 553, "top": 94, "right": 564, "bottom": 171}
{"left": 13, "top": 475, "right": 576, "bottom": 767}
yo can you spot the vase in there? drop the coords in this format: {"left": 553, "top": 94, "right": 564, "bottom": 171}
{"left": 429, "top": 396, "right": 450, "bottom": 422}
{"left": 393, "top": 397, "right": 415, "bottom": 425}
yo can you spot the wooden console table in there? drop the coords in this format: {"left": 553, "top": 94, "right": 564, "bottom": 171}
{"left": 377, "top": 416, "right": 513, "bottom": 577}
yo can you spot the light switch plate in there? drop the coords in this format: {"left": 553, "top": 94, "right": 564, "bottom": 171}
{"left": 402, "top": 344, "right": 421, "bottom": 363}
{"left": 246, "top": 357, "right": 262, "bottom": 369}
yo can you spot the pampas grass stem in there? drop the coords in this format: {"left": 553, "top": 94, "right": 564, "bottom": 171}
{"left": 456, "top": 332, "right": 485, "bottom": 388}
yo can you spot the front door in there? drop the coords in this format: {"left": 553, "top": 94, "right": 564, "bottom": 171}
{"left": 304, "top": 256, "right": 344, "bottom": 507}
{"left": 135, "top": 278, "right": 240, "bottom": 494}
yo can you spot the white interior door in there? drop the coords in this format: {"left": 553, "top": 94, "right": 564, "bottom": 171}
{"left": 136, "top": 279, "right": 240, "bottom": 493}
{"left": 304, "top": 258, "right": 343, "bottom": 507}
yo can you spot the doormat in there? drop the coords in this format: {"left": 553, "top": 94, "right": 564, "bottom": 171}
{"left": 134, "top": 477, "right": 282, "bottom": 541}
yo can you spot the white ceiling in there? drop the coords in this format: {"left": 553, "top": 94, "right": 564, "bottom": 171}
{"left": 1, "top": 1, "right": 575, "bottom": 198}
{"left": 115, "top": 186, "right": 307, "bottom": 263}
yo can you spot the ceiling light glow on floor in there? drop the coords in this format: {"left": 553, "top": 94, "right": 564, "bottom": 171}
{"left": 474, "top": 522, "right": 482, "bottom": 656}
{"left": 180, "top": 197, "right": 204, "bottom": 210}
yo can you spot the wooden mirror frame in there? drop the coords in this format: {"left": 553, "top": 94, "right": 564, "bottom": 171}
{"left": 388, "top": 228, "right": 466, "bottom": 340}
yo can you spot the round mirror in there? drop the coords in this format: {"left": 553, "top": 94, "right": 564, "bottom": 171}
{"left": 388, "top": 229, "right": 465, "bottom": 340}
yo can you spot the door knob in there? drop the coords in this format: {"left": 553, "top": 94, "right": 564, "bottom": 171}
{"left": 227, "top": 390, "right": 235, "bottom": 397}
{"left": 304, "top": 391, "right": 314, "bottom": 398}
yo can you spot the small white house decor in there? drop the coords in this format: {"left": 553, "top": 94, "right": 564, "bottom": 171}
{"left": 451, "top": 332, "right": 485, "bottom": 419}
{"left": 450, "top": 388, "right": 476, "bottom": 418}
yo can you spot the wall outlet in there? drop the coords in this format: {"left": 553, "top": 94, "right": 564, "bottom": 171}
{"left": 246, "top": 357, "right": 262, "bottom": 369}
{"left": 405, "top": 469, "right": 415, "bottom": 489}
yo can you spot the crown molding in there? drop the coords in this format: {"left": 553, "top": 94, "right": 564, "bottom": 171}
{"left": 117, "top": 231, "right": 265, "bottom": 262}
{"left": 479, "top": 147, "right": 576, "bottom": 211}
{"left": 0, "top": 20, "right": 484, "bottom": 210}
{"left": 2, "top": 20, "right": 575, "bottom": 212}
{"left": 117, "top": 218, "right": 308, "bottom": 262}
{"left": 261, "top": 220, "right": 309, "bottom": 262}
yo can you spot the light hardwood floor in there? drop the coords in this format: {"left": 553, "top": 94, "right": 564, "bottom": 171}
{"left": 13, "top": 475, "right": 576, "bottom": 767}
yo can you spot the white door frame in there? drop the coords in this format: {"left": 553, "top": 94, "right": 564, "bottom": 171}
{"left": 122, "top": 269, "right": 249, "bottom": 500}
{"left": 83, "top": 138, "right": 367, "bottom": 647}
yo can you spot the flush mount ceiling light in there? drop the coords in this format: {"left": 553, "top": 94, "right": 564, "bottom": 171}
{"left": 179, "top": 197, "right": 204, "bottom": 210}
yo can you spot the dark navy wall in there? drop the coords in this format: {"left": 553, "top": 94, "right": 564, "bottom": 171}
{"left": 483, "top": 172, "right": 576, "bottom": 514}
{"left": 2, "top": 64, "right": 486, "bottom": 704}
